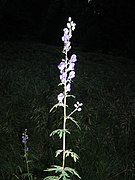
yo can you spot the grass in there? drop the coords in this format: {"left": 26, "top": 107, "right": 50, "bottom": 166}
{"left": 0, "top": 41, "right": 135, "bottom": 180}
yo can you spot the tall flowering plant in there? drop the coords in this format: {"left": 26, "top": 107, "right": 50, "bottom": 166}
{"left": 22, "top": 129, "right": 32, "bottom": 180}
{"left": 44, "top": 17, "right": 83, "bottom": 180}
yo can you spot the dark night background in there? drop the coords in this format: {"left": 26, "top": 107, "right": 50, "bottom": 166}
{"left": 0, "top": 0, "right": 135, "bottom": 57}
{"left": 0, "top": 0, "right": 135, "bottom": 179}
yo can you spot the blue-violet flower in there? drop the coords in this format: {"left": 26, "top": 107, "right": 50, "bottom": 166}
{"left": 57, "top": 93, "right": 64, "bottom": 103}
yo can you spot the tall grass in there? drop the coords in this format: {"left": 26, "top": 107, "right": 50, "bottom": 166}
{"left": 0, "top": 41, "right": 135, "bottom": 179}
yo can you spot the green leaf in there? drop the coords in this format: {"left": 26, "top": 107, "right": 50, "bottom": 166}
{"left": 50, "top": 103, "right": 64, "bottom": 112}
{"left": 50, "top": 129, "right": 63, "bottom": 138}
{"left": 12, "top": 174, "right": 19, "bottom": 179}
{"left": 64, "top": 167, "right": 81, "bottom": 179}
{"left": 66, "top": 95, "right": 75, "bottom": 98}
{"left": 44, "top": 176, "right": 59, "bottom": 180}
{"left": 44, "top": 165, "right": 63, "bottom": 173}
{"left": 66, "top": 117, "right": 81, "bottom": 129}
{"left": 50, "top": 129, "right": 70, "bottom": 139}
{"left": 59, "top": 170, "right": 70, "bottom": 180}
{"left": 21, "top": 173, "right": 33, "bottom": 179}
{"left": 17, "top": 165, "right": 23, "bottom": 174}
{"left": 55, "top": 149, "right": 63, "bottom": 157}
{"left": 65, "top": 150, "right": 79, "bottom": 162}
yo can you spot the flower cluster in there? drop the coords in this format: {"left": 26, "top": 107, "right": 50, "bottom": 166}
{"left": 22, "top": 129, "right": 29, "bottom": 157}
{"left": 57, "top": 17, "right": 77, "bottom": 103}
{"left": 62, "top": 17, "right": 76, "bottom": 52}
{"left": 58, "top": 54, "right": 77, "bottom": 84}
{"left": 74, "top": 101, "right": 83, "bottom": 112}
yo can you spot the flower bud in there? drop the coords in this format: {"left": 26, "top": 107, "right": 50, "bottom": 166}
{"left": 68, "top": 17, "right": 72, "bottom": 22}
{"left": 78, "top": 107, "right": 82, "bottom": 111}
{"left": 67, "top": 23, "right": 71, "bottom": 29}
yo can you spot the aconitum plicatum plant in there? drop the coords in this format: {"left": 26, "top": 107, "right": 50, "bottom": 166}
{"left": 44, "top": 17, "right": 83, "bottom": 180}
{"left": 22, "top": 129, "right": 31, "bottom": 180}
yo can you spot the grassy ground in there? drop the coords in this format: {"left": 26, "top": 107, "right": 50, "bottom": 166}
{"left": 0, "top": 41, "right": 135, "bottom": 180}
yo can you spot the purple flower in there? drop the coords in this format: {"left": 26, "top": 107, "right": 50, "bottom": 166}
{"left": 63, "top": 41, "right": 71, "bottom": 51}
{"left": 62, "top": 35, "right": 69, "bottom": 43}
{"left": 62, "top": 29, "right": 69, "bottom": 44}
{"left": 22, "top": 129, "right": 29, "bottom": 157}
{"left": 63, "top": 28, "right": 69, "bottom": 35}
{"left": 26, "top": 147, "right": 29, "bottom": 152}
{"left": 60, "top": 72, "right": 67, "bottom": 82}
{"left": 68, "top": 71, "right": 75, "bottom": 80}
{"left": 57, "top": 93, "right": 64, "bottom": 103}
{"left": 70, "top": 54, "right": 77, "bottom": 63}
{"left": 22, "top": 129, "right": 28, "bottom": 145}
{"left": 66, "top": 83, "right": 71, "bottom": 92}
{"left": 68, "top": 62, "right": 75, "bottom": 71}
{"left": 58, "top": 62, "right": 66, "bottom": 73}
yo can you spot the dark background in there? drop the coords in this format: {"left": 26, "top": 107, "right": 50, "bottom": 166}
{"left": 0, "top": 1, "right": 135, "bottom": 179}
{"left": 0, "top": 0, "right": 135, "bottom": 57}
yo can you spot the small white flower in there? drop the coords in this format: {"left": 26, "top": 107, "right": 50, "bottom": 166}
{"left": 79, "top": 103, "right": 83, "bottom": 106}
{"left": 71, "top": 21, "right": 74, "bottom": 26}
{"left": 67, "top": 23, "right": 71, "bottom": 29}
{"left": 63, "top": 28, "right": 69, "bottom": 35}
{"left": 71, "top": 21, "right": 76, "bottom": 31}
{"left": 72, "top": 26, "right": 75, "bottom": 31}
{"left": 74, "top": 101, "right": 83, "bottom": 111}
{"left": 78, "top": 107, "right": 82, "bottom": 112}
{"left": 68, "top": 17, "right": 72, "bottom": 22}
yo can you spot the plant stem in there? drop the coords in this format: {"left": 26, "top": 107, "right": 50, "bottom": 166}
{"left": 67, "top": 108, "right": 77, "bottom": 119}
{"left": 62, "top": 51, "right": 68, "bottom": 169}
{"left": 62, "top": 92, "right": 66, "bottom": 169}
{"left": 24, "top": 144, "right": 31, "bottom": 180}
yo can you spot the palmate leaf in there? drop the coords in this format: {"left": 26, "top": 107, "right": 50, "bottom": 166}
{"left": 64, "top": 167, "right": 81, "bottom": 179}
{"left": 50, "top": 129, "right": 70, "bottom": 139}
{"left": 44, "top": 166, "right": 70, "bottom": 179}
{"left": 44, "top": 166, "right": 81, "bottom": 179}
{"left": 65, "top": 149, "right": 79, "bottom": 162}
{"left": 66, "top": 116, "right": 81, "bottom": 129}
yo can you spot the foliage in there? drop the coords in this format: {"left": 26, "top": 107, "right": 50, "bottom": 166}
{"left": 0, "top": 38, "right": 135, "bottom": 180}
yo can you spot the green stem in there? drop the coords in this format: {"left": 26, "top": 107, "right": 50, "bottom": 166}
{"left": 62, "top": 92, "right": 66, "bottom": 169}
{"left": 24, "top": 144, "right": 31, "bottom": 180}
{"left": 67, "top": 108, "right": 77, "bottom": 119}
{"left": 62, "top": 51, "right": 68, "bottom": 169}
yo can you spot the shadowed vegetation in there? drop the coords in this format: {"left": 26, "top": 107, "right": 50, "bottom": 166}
{"left": 0, "top": 41, "right": 135, "bottom": 179}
